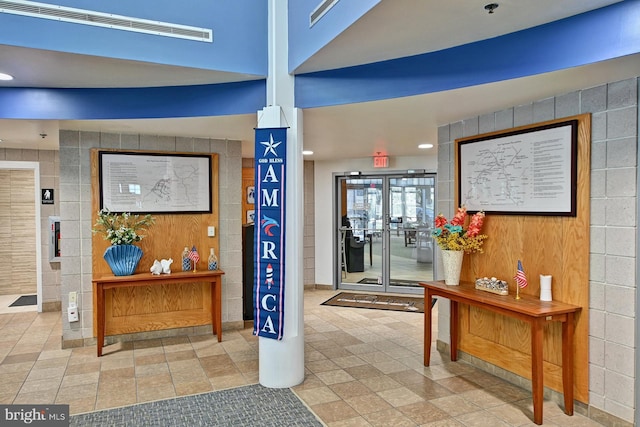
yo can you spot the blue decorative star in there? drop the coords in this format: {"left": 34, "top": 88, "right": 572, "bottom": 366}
{"left": 260, "top": 134, "right": 282, "bottom": 157}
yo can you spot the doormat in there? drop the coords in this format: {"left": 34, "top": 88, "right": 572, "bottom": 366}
{"left": 9, "top": 295, "right": 37, "bottom": 307}
{"left": 321, "top": 292, "right": 424, "bottom": 313}
{"left": 357, "top": 277, "right": 422, "bottom": 287}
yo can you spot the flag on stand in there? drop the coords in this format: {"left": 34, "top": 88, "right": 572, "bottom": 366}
{"left": 188, "top": 246, "right": 200, "bottom": 264}
{"left": 515, "top": 260, "right": 528, "bottom": 289}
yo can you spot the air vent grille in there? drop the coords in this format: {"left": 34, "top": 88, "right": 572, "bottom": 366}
{"left": 310, "top": 0, "right": 339, "bottom": 28}
{"left": 0, "top": 0, "right": 212, "bottom": 42}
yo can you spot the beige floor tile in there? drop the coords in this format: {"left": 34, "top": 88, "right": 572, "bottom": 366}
{"left": 209, "top": 373, "right": 250, "bottom": 390}
{"left": 95, "top": 382, "right": 137, "bottom": 410}
{"left": 296, "top": 385, "right": 341, "bottom": 406}
{"left": 420, "top": 419, "right": 465, "bottom": 427}
{"left": 26, "top": 365, "right": 66, "bottom": 381}
{"left": 65, "top": 361, "right": 101, "bottom": 376}
{"left": 436, "top": 376, "right": 482, "bottom": 394}
{"left": 2, "top": 370, "right": 29, "bottom": 384}
{"left": 326, "top": 415, "right": 373, "bottom": 427}
{"left": 359, "top": 375, "right": 402, "bottom": 393}
{"left": 168, "top": 358, "right": 203, "bottom": 373}
{"left": 13, "top": 389, "right": 58, "bottom": 404}
{"left": 19, "top": 377, "right": 62, "bottom": 394}
{"left": 137, "top": 383, "right": 176, "bottom": 402}
{"left": 362, "top": 408, "right": 416, "bottom": 427}
{"left": 330, "top": 381, "right": 372, "bottom": 400}
{"left": 1, "top": 352, "right": 40, "bottom": 364}
{"left": 344, "top": 393, "right": 392, "bottom": 415}
{"left": 134, "top": 352, "right": 166, "bottom": 365}
{"left": 100, "top": 366, "right": 135, "bottom": 380}
{"left": 459, "top": 389, "right": 509, "bottom": 409}
{"left": 60, "top": 371, "right": 100, "bottom": 388}
{"left": 135, "top": 362, "right": 170, "bottom": 377}
{"left": 65, "top": 397, "right": 97, "bottom": 415}
{"left": 99, "top": 356, "right": 134, "bottom": 371}
{"left": 397, "top": 401, "right": 450, "bottom": 425}
{"left": 1, "top": 382, "right": 24, "bottom": 396}
{"left": 376, "top": 386, "right": 423, "bottom": 407}
{"left": 33, "top": 356, "right": 69, "bottom": 369}
{"left": 430, "top": 395, "right": 483, "bottom": 417}
{"left": 307, "top": 358, "right": 340, "bottom": 373}
{"left": 315, "top": 368, "right": 356, "bottom": 385}
{"left": 313, "top": 400, "right": 360, "bottom": 424}
{"left": 455, "top": 410, "right": 510, "bottom": 427}
{"left": 174, "top": 380, "right": 213, "bottom": 396}
{"left": 56, "top": 382, "right": 99, "bottom": 401}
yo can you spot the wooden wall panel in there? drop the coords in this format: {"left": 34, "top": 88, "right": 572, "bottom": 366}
{"left": 454, "top": 114, "right": 590, "bottom": 403}
{"left": 91, "top": 149, "right": 219, "bottom": 336}
{"left": 0, "top": 169, "right": 36, "bottom": 296}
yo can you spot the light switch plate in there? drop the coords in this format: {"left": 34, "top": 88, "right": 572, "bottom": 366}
{"left": 69, "top": 292, "right": 77, "bottom": 305}
{"left": 207, "top": 226, "right": 215, "bottom": 237}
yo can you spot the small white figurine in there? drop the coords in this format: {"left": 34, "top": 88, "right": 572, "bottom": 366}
{"left": 150, "top": 259, "right": 163, "bottom": 275}
{"left": 161, "top": 258, "right": 173, "bottom": 274}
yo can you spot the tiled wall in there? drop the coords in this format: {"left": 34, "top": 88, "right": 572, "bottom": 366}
{"left": 436, "top": 77, "right": 638, "bottom": 424}
{"left": 58, "top": 131, "right": 243, "bottom": 346}
{"left": 0, "top": 148, "right": 61, "bottom": 310}
{"left": 303, "top": 160, "right": 315, "bottom": 286}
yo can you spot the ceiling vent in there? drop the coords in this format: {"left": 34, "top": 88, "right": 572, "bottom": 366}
{"left": 0, "top": 0, "right": 212, "bottom": 42}
{"left": 310, "top": 0, "right": 339, "bottom": 28}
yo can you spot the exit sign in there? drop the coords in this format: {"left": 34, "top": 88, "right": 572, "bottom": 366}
{"left": 373, "top": 156, "right": 389, "bottom": 168}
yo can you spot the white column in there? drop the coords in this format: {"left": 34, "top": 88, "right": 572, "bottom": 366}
{"left": 256, "top": 0, "right": 304, "bottom": 388}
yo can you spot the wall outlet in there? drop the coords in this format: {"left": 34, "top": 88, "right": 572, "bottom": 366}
{"left": 69, "top": 292, "right": 77, "bottom": 305}
{"left": 67, "top": 304, "right": 79, "bottom": 322}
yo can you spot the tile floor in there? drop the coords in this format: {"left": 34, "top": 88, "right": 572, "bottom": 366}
{"left": 0, "top": 289, "right": 604, "bottom": 426}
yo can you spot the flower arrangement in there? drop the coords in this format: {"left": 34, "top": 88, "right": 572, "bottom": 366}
{"left": 432, "top": 206, "right": 487, "bottom": 253}
{"left": 93, "top": 209, "right": 155, "bottom": 246}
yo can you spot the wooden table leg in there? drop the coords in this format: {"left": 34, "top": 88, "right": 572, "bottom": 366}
{"left": 562, "top": 314, "right": 575, "bottom": 415}
{"left": 531, "top": 319, "right": 544, "bottom": 425}
{"left": 213, "top": 278, "right": 222, "bottom": 342}
{"left": 424, "top": 290, "right": 432, "bottom": 366}
{"left": 97, "top": 285, "right": 105, "bottom": 357}
{"left": 450, "top": 300, "right": 458, "bottom": 361}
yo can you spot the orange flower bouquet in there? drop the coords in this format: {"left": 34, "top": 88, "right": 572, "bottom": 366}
{"left": 432, "top": 206, "right": 487, "bottom": 253}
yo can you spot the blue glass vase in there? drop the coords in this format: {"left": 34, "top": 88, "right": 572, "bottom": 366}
{"left": 103, "top": 244, "right": 143, "bottom": 276}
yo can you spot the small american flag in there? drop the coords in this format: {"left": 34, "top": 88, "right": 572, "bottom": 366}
{"left": 188, "top": 246, "right": 200, "bottom": 264}
{"left": 515, "top": 260, "right": 528, "bottom": 289}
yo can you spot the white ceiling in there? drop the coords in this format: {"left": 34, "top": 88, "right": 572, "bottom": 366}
{"left": 0, "top": 0, "right": 630, "bottom": 160}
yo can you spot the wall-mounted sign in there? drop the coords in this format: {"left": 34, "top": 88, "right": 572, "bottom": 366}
{"left": 373, "top": 155, "right": 389, "bottom": 168}
{"left": 42, "top": 189, "right": 54, "bottom": 204}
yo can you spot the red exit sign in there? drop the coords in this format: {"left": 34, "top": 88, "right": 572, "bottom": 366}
{"left": 373, "top": 156, "right": 389, "bottom": 168}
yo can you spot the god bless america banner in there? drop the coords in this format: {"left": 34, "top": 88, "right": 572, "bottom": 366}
{"left": 253, "top": 127, "right": 287, "bottom": 340}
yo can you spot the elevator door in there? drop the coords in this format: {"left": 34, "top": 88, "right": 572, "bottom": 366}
{"left": 337, "top": 173, "right": 435, "bottom": 294}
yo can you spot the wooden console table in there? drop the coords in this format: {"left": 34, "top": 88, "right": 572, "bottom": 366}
{"left": 93, "top": 270, "right": 225, "bottom": 357}
{"left": 420, "top": 280, "right": 581, "bottom": 425}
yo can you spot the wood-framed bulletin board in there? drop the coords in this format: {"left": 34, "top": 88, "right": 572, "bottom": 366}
{"left": 91, "top": 148, "right": 220, "bottom": 337}
{"left": 453, "top": 114, "right": 590, "bottom": 403}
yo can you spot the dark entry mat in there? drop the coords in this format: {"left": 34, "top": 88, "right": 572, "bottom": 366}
{"left": 9, "top": 295, "right": 37, "bottom": 307}
{"left": 321, "top": 292, "right": 424, "bottom": 313}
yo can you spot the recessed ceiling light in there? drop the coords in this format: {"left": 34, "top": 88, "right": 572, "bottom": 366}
{"left": 418, "top": 143, "right": 434, "bottom": 149}
{"left": 302, "top": 150, "right": 314, "bottom": 156}
{"left": 0, "top": 72, "right": 14, "bottom": 81}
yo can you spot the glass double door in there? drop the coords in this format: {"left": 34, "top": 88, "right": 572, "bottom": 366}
{"left": 337, "top": 173, "right": 436, "bottom": 294}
